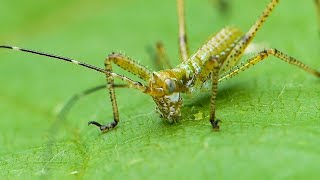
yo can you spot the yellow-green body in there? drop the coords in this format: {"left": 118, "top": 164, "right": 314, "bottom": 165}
{"left": 150, "top": 27, "right": 243, "bottom": 121}
{"left": 172, "top": 27, "right": 242, "bottom": 90}
{"left": 1, "top": 0, "right": 319, "bottom": 132}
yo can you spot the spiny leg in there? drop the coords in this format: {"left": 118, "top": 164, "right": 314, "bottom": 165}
{"left": 107, "top": 52, "right": 152, "bottom": 81}
{"left": 191, "top": 56, "right": 221, "bottom": 129}
{"left": 220, "top": 0, "right": 280, "bottom": 73}
{"left": 209, "top": 57, "right": 221, "bottom": 129}
{"left": 87, "top": 69, "right": 149, "bottom": 132}
{"left": 177, "top": 0, "right": 189, "bottom": 62}
{"left": 88, "top": 53, "right": 152, "bottom": 132}
{"left": 219, "top": 48, "right": 320, "bottom": 82}
{"left": 88, "top": 57, "right": 119, "bottom": 131}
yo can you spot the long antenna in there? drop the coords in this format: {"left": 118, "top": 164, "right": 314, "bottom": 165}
{"left": 0, "top": 45, "right": 149, "bottom": 92}
{"left": 0, "top": 45, "right": 106, "bottom": 74}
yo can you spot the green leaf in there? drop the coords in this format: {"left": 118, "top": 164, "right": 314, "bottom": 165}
{"left": 1, "top": 0, "right": 320, "bottom": 179}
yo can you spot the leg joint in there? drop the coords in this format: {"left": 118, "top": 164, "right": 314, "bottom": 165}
{"left": 264, "top": 48, "right": 278, "bottom": 55}
{"left": 106, "top": 52, "right": 119, "bottom": 60}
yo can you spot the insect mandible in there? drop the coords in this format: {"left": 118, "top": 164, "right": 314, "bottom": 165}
{"left": 1, "top": 0, "right": 319, "bottom": 132}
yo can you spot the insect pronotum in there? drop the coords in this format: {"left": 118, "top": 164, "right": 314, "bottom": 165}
{"left": 1, "top": 0, "right": 319, "bottom": 132}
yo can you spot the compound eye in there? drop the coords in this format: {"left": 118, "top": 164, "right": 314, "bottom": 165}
{"left": 164, "top": 79, "right": 176, "bottom": 94}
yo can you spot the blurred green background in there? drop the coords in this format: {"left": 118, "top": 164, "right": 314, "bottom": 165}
{"left": 0, "top": 0, "right": 320, "bottom": 179}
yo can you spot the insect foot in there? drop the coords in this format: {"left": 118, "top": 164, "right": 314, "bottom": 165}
{"left": 210, "top": 119, "right": 221, "bottom": 130}
{"left": 88, "top": 121, "right": 118, "bottom": 132}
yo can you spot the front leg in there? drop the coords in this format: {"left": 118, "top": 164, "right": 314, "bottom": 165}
{"left": 192, "top": 56, "right": 221, "bottom": 130}
{"left": 209, "top": 57, "right": 221, "bottom": 130}
{"left": 88, "top": 53, "right": 151, "bottom": 132}
{"left": 88, "top": 55, "right": 120, "bottom": 132}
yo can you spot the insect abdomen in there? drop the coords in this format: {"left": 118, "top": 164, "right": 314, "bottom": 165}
{"left": 193, "top": 27, "right": 243, "bottom": 64}
{"left": 173, "top": 26, "right": 243, "bottom": 86}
